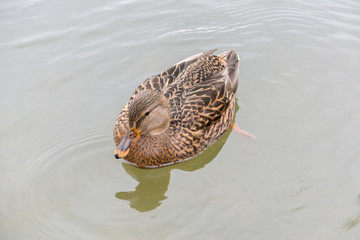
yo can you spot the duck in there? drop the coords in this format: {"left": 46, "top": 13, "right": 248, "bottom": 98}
{"left": 113, "top": 49, "right": 240, "bottom": 168}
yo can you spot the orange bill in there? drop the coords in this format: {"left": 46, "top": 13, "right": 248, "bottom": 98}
{"left": 114, "top": 127, "right": 141, "bottom": 159}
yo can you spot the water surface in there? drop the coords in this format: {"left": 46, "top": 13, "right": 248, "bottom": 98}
{"left": 1, "top": 0, "right": 360, "bottom": 239}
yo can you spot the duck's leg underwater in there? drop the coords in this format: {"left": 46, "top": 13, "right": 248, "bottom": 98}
{"left": 230, "top": 122, "right": 257, "bottom": 140}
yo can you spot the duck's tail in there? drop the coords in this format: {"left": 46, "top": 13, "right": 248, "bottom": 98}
{"left": 219, "top": 50, "right": 240, "bottom": 94}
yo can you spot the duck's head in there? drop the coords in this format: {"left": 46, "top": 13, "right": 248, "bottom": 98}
{"left": 114, "top": 89, "right": 171, "bottom": 159}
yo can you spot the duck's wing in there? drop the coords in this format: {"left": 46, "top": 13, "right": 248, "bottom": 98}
{"left": 181, "top": 51, "right": 240, "bottom": 132}
{"left": 182, "top": 80, "right": 230, "bottom": 131}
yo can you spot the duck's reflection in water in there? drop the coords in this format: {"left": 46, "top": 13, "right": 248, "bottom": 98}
{"left": 115, "top": 124, "right": 234, "bottom": 212}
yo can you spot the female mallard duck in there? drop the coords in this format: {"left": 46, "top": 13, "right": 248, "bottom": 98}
{"left": 114, "top": 49, "right": 240, "bottom": 168}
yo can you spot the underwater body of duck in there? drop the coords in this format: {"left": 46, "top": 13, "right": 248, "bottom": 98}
{"left": 113, "top": 50, "right": 240, "bottom": 168}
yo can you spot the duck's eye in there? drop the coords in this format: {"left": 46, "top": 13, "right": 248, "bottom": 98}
{"left": 144, "top": 111, "right": 150, "bottom": 116}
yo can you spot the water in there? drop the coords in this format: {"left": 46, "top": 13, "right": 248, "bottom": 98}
{"left": 1, "top": 0, "right": 360, "bottom": 239}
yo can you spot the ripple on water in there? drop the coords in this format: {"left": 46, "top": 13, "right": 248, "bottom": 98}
{"left": 3, "top": 127, "right": 124, "bottom": 239}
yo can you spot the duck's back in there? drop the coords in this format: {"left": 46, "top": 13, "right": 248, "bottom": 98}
{"left": 176, "top": 54, "right": 226, "bottom": 88}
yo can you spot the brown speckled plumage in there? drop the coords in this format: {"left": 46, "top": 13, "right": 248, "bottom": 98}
{"left": 114, "top": 50, "right": 240, "bottom": 168}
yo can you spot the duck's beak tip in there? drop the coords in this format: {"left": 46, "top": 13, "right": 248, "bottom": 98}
{"left": 114, "top": 148, "right": 130, "bottom": 159}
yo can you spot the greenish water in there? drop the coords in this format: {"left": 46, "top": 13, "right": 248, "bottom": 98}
{"left": 1, "top": 0, "right": 360, "bottom": 239}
